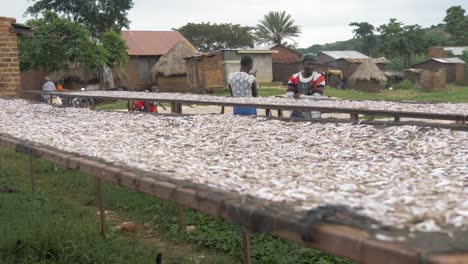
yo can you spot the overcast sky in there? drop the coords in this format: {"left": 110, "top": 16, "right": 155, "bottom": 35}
{"left": 2, "top": 0, "right": 467, "bottom": 48}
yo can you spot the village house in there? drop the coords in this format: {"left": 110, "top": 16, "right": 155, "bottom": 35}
{"left": 314, "top": 51, "right": 388, "bottom": 80}
{"left": 256, "top": 44, "right": 303, "bottom": 84}
{"left": 428, "top": 46, "right": 468, "bottom": 58}
{"left": 150, "top": 38, "right": 198, "bottom": 92}
{"left": 121, "top": 30, "right": 183, "bottom": 91}
{"left": 349, "top": 59, "right": 387, "bottom": 93}
{"left": 410, "top": 57, "right": 465, "bottom": 83}
{"left": 185, "top": 49, "right": 275, "bottom": 93}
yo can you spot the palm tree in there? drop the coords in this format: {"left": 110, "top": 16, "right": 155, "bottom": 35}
{"left": 255, "top": 11, "right": 301, "bottom": 45}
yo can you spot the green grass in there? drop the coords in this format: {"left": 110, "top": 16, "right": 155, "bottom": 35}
{"left": 0, "top": 164, "right": 157, "bottom": 263}
{"left": 0, "top": 147, "right": 352, "bottom": 264}
{"left": 95, "top": 101, "right": 129, "bottom": 110}
{"left": 325, "top": 84, "right": 468, "bottom": 103}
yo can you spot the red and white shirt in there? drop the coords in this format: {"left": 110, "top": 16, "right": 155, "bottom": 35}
{"left": 287, "top": 71, "right": 326, "bottom": 95}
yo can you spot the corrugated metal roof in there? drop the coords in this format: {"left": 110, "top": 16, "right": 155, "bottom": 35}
{"left": 336, "top": 58, "right": 388, "bottom": 64}
{"left": 321, "top": 50, "right": 369, "bottom": 59}
{"left": 443, "top": 46, "right": 468, "bottom": 56}
{"left": 254, "top": 44, "right": 278, "bottom": 50}
{"left": 121, "top": 31, "right": 183, "bottom": 56}
{"left": 432, "top": 57, "right": 466, "bottom": 64}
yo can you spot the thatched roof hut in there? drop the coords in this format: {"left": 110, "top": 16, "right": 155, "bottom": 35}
{"left": 151, "top": 38, "right": 198, "bottom": 77}
{"left": 349, "top": 59, "right": 387, "bottom": 92}
{"left": 49, "top": 65, "right": 127, "bottom": 90}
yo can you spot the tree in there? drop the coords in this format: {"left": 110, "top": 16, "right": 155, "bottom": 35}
{"left": 378, "top": 18, "right": 426, "bottom": 68}
{"left": 443, "top": 6, "right": 468, "bottom": 45}
{"left": 19, "top": 12, "right": 127, "bottom": 72}
{"left": 100, "top": 30, "right": 128, "bottom": 67}
{"left": 461, "top": 50, "right": 468, "bottom": 63}
{"left": 175, "top": 23, "right": 255, "bottom": 52}
{"left": 255, "top": 11, "right": 301, "bottom": 45}
{"left": 26, "top": 0, "right": 134, "bottom": 36}
{"left": 349, "top": 22, "right": 376, "bottom": 56}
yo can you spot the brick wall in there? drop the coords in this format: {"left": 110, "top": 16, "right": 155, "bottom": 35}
{"left": 273, "top": 62, "right": 301, "bottom": 84}
{"left": 455, "top": 63, "right": 465, "bottom": 85}
{"left": 0, "top": 17, "right": 21, "bottom": 97}
{"left": 186, "top": 53, "right": 224, "bottom": 93}
{"left": 428, "top": 46, "right": 445, "bottom": 58}
{"left": 271, "top": 45, "right": 301, "bottom": 63}
{"left": 21, "top": 69, "right": 48, "bottom": 90}
{"left": 412, "top": 60, "right": 457, "bottom": 83}
{"left": 421, "top": 69, "right": 446, "bottom": 91}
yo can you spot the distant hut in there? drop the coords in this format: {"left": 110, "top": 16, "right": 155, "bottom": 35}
{"left": 403, "top": 69, "right": 423, "bottom": 84}
{"left": 383, "top": 70, "right": 404, "bottom": 87}
{"left": 349, "top": 59, "right": 387, "bottom": 92}
{"left": 151, "top": 38, "right": 198, "bottom": 92}
{"left": 49, "top": 66, "right": 127, "bottom": 90}
{"left": 410, "top": 57, "right": 465, "bottom": 83}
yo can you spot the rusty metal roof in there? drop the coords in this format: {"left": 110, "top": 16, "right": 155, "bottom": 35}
{"left": 433, "top": 57, "right": 466, "bottom": 64}
{"left": 121, "top": 30, "right": 183, "bottom": 56}
{"left": 321, "top": 50, "right": 369, "bottom": 60}
{"left": 331, "top": 58, "right": 388, "bottom": 64}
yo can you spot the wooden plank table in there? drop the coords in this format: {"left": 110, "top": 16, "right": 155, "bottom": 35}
{"left": 1, "top": 134, "right": 467, "bottom": 264}
{"left": 21, "top": 90, "right": 467, "bottom": 124}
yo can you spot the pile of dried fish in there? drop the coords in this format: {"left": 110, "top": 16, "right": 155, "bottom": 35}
{"left": 51, "top": 90, "right": 468, "bottom": 116}
{"left": 1, "top": 99, "right": 467, "bottom": 233}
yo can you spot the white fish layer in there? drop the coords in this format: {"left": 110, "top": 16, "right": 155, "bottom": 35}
{"left": 49, "top": 91, "right": 468, "bottom": 116}
{"left": 1, "top": 99, "right": 467, "bottom": 233}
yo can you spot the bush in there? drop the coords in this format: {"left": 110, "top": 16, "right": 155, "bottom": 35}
{"left": 393, "top": 80, "right": 421, "bottom": 90}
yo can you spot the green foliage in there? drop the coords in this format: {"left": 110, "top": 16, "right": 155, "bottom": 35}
{"left": 393, "top": 80, "right": 417, "bottom": 90}
{"left": 26, "top": 0, "right": 134, "bottom": 36}
{"left": 100, "top": 30, "right": 128, "bottom": 67}
{"left": 444, "top": 5, "right": 468, "bottom": 45}
{"left": 255, "top": 11, "right": 301, "bottom": 45}
{"left": 349, "top": 22, "right": 376, "bottom": 56}
{"left": 461, "top": 50, "right": 468, "bottom": 63}
{"left": 297, "top": 38, "right": 365, "bottom": 55}
{"left": 19, "top": 12, "right": 128, "bottom": 72}
{"left": 423, "top": 26, "right": 450, "bottom": 46}
{"left": 0, "top": 192, "right": 157, "bottom": 263}
{"left": 175, "top": 22, "right": 255, "bottom": 52}
{"left": 377, "top": 18, "right": 427, "bottom": 68}
{"left": 19, "top": 12, "right": 106, "bottom": 71}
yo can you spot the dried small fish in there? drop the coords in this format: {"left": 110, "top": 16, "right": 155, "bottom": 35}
{"left": 0, "top": 98, "right": 467, "bottom": 233}
{"left": 44, "top": 90, "right": 468, "bottom": 116}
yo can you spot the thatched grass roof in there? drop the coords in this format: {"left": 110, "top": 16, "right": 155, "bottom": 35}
{"left": 49, "top": 66, "right": 127, "bottom": 84}
{"left": 49, "top": 67, "right": 95, "bottom": 83}
{"left": 349, "top": 59, "right": 387, "bottom": 83}
{"left": 151, "top": 38, "right": 198, "bottom": 77}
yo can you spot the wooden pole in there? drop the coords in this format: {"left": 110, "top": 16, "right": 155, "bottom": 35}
{"left": 241, "top": 229, "right": 251, "bottom": 264}
{"left": 98, "top": 177, "right": 106, "bottom": 237}
{"left": 29, "top": 154, "right": 35, "bottom": 193}
{"left": 177, "top": 103, "right": 183, "bottom": 114}
{"left": 394, "top": 116, "right": 401, "bottom": 123}
{"left": 350, "top": 113, "right": 359, "bottom": 122}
